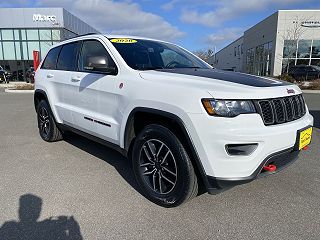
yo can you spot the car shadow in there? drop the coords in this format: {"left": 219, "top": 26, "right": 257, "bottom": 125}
{"left": 310, "top": 110, "right": 320, "bottom": 129}
{"left": 0, "top": 194, "right": 83, "bottom": 240}
{"left": 63, "top": 132, "right": 141, "bottom": 194}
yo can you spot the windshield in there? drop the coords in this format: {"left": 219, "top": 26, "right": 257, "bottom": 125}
{"left": 109, "top": 38, "right": 210, "bottom": 70}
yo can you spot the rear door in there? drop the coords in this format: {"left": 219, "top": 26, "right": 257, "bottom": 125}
{"left": 38, "top": 45, "right": 62, "bottom": 119}
{"left": 53, "top": 41, "right": 81, "bottom": 125}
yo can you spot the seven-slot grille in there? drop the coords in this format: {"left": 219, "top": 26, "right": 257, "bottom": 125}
{"left": 256, "top": 94, "right": 306, "bottom": 125}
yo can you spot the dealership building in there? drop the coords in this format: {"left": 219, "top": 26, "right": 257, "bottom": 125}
{"left": 209, "top": 10, "right": 320, "bottom": 77}
{"left": 0, "top": 8, "right": 99, "bottom": 81}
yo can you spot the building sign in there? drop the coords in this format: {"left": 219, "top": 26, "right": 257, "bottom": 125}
{"left": 301, "top": 21, "right": 320, "bottom": 28}
{"left": 33, "top": 14, "right": 57, "bottom": 22}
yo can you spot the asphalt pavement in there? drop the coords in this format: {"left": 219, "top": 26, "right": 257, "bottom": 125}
{"left": 0, "top": 91, "right": 319, "bottom": 240}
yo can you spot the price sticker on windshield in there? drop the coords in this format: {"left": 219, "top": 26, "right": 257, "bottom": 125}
{"left": 110, "top": 38, "right": 137, "bottom": 44}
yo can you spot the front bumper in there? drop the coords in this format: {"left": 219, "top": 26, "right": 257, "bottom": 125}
{"left": 187, "top": 110, "right": 314, "bottom": 180}
{"left": 206, "top": 147, "right": 299, "bottom": 194}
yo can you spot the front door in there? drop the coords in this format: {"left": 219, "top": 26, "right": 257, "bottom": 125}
{"left": 70, "top": 39, "right": 120, "bottom": 144}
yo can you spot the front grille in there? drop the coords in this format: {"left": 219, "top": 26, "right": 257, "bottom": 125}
{"left": 256, "top": 94, "right": 306, "bottom": 125}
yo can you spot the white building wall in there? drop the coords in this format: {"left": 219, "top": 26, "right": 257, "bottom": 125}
{"left": 63, "top": 9, "right": 99, "bottom": 35}
{"left": 210, "top": 10, "right": 320, "bottom": 77}
{"left": 211, "top": 37, "right": 243, "bottom": 71}
{"left": 242, "top": 12, "right": 278, "bottom": 75}
{"left": 275, "top": 10, "right": 320, "bottom": 76}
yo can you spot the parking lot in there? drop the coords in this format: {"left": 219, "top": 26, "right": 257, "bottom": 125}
{"left": 0, "top": 90, "right": 319, "bottom": 240}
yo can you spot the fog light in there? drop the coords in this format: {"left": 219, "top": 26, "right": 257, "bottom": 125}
{"left": 226, "top": 143, "right": 258, "bottom": 156}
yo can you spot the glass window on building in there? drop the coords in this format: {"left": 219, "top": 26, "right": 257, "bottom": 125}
{"left": 27, "top": 42, "right": 40, "bottom": 60}
{"left": 245, "top": 41, "right": 272, "bottom": 76}
{"left": 297, "top": 40, "right": 312, "bottom": 58}
{"left": 0, "top": 43, "right": 3, "bottom": 60}
{"left": 283, "top": 40, "right": 297, "bottom": 58}
{"left": 27, "top": 29, "right": 39, "bottom": 40}
{"left": 2, "top": 30, "right": 14, "bottom": 40}
{"left": 282, "top": 59, "right": 295, "bottom": 73}
{"left": 311, "top": 59, "right": 320, "bottom": 67}
{"left": 3, "top": 42, "right": 15, "bottom": 60}
{"left": 22, "top": 41, "right": 28, "bottom": 60}
{"left": 21, "top": 29, "right": 27, "bottom": 40}
{"left": 40, "top": 42, "right": 53, "bottom": 60}
{"left": 246, "top": 48, "right": 254, "bottom": 74}
{"left": 39, "top": 29, "right": 52, "bottom": 41}
{"left": 296, "top": 59, "right": 310, "bottom": 65}
{"left": 312, "top": 40, "right": 320, "bottom": 58}
{"left": 52, "top": 29, "right": 61, "bottom": 41}
{"left": 14, "top": 30, "right": 20, "bottom": 41}
{"left": 15, "top": 42, "right": 21, "bottom": 60}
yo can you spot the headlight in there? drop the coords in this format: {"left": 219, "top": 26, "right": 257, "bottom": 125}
{"left": 202, "top": 99, "right": 256, "bottom": 117}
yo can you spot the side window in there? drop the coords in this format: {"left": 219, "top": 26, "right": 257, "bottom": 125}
{"left": 41, "top": 46, "right": 61, "bottom": 70}
{"left": 79, "top": 40, "right": 117, "bottom": 74}
{"left": 56, "top": 42, "right": 80, "bottom": 71}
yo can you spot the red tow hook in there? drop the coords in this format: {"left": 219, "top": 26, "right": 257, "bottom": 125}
{"left": 263, "top": 164, "right": 277, "bottom": 172}
{"left": 302, "top": 146, "right": 309, "bottom": 150}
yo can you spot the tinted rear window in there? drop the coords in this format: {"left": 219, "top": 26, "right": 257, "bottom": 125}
{"left": 41, "top": 46, "right": 61, "bottom": 70}
{"left": 57, "top": 42, "right": 80, "bottom": 71}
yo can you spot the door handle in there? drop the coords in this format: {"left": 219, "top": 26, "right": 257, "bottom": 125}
{"left": 47, "top": 74, "right": 54, "bottom": 78}
{"left": 71, "top": 76, "right": 81, "bottom": 82}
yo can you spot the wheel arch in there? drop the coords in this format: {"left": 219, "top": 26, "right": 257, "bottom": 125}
{"left": 123, "top": 107, "right": 211, "bottom": 191}
{"left": 34, "top": 89, "right": 49, "bottom": 112}
{"left": 34, "top": 89, "right": 61, "bottom": 124}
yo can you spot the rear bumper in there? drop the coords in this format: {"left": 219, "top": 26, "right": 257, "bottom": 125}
{"left": 206, "top": 147, "right": 300, "bottom": 194}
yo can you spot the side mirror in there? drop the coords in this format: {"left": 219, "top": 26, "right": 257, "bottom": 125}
{"left": 84, "top": 56, "right": 117, "bottom": 74}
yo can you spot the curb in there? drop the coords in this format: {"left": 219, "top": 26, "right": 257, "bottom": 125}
{"left": 5, "top": 89, "right": 35, "bottom": 93}
{"left": 302, "top": 90, "right": 320, "bottom": 94}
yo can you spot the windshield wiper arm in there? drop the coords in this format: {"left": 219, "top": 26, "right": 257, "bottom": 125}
{"left": 139, "top": 67, "right": 164, "bottom": 71}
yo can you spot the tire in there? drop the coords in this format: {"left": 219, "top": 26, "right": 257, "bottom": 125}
{"left": 132, "top": 124, "right": 198, "bottom": 207}
{"left": 37, "top": 100, "right": 63, "bottom": 142}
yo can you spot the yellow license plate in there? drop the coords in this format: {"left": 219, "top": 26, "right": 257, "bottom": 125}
{"left": 299, "top": 127, "right": 312, "bottom": 150}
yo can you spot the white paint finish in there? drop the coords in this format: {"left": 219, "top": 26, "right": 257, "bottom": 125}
{"left": 35, "top": 34, "right": 314, "bottom": 180}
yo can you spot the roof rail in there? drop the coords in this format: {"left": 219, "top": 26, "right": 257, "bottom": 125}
{"left": 65, "top": 32, "right": 98, "bottom": 40}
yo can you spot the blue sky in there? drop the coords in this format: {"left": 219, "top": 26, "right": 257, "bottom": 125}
{"left": 2, "top": 0, "right": 320, "bottom": 51}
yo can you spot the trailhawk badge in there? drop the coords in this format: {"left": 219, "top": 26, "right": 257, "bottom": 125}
{"left": 287, "top": 88, "right": 295, "bottom": 94}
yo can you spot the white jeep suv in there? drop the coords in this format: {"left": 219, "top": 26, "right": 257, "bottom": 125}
{"left": 34, "top": 34, "right": 314, "bottom": 207}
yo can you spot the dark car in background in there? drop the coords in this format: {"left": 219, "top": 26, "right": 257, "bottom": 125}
{"left": 11, "top": 70, "right": 24, "bottom": 81}
{"left": 0, "top": 66, "right": 10, "bottom": 83}
{"left": 288, "top": 65, "right": 320, "bottom": 81}
{"left": 26, "top": 67, "right": 35, "bottom": 83}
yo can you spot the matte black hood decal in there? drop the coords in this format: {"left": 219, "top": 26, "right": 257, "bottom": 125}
{"left": 155, "top": 68, "right": 290, "bottom": 87}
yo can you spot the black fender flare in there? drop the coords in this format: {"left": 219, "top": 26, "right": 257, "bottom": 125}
{"left": 34, "top": 89, "right": 49, "bottom": 112}
{"left": 123, "top": 107, "right": 214, "bottom": 192}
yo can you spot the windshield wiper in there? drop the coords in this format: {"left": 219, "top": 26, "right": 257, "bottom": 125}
{"left": 179, "top": 66, "right": 201, "bottom": 69}
{"left": 139, "top": 67, "right": 164, "bottom": 71}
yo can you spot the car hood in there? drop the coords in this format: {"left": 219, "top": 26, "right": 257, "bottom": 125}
{"left": 139, "top": 68, "right": 301, "bottom": 99}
